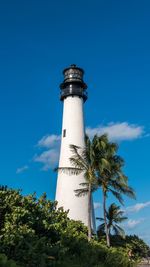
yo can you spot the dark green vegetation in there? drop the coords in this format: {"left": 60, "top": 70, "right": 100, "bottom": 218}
{"left": 0, "top": 254, "right": 17, "bottom": 267}
{"left": 0, "top": 186, "right": 138, "bottom": 267}
{"left": 111, "top": 235, "right": 150, "bottom": 261}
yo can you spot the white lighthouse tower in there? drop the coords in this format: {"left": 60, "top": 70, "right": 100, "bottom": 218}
{"left": 55, "top": 64, "right": 94, "bottom": 226}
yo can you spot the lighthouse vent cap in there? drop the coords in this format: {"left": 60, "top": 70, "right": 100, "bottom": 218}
{"left": 63, "top": 64, "right": 84, "bottom": 83}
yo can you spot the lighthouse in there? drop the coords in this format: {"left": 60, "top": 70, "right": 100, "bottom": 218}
{"left": 55, "top": 64, "right": 94, "bottom": 226}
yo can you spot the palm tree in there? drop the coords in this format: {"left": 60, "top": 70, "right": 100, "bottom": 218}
{"left": 97, "top": 203, "right": 127, "bottom": 241}
{"left": 57, "top": 135, "right": 100, "bottom": 241}
{"left": 94, "top": 136, "right": 135, "bottom": 247}
{"left": 69, "top": 134, "right": 111, "bottom": 242}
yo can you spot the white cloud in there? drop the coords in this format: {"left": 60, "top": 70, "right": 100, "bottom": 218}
{"left": 16, "top": 165, "right": 29, "bottom": 174}
{"left": 126, "top": 201, "right": 150, "bottom": 213}
{"left": 86, "top": 122, "right": 144, "bottom": 141}
{"left": 94, "top": 202, "right": 101, "bottom": 210}
{"left": 126, "top": 219, "right": 144, "bottom": 230}
{"left": 34, "top": 134, "right": 60, "bottom": 170}
{"left": 37, "top": 134, "right": 61, "bottom": 148}
{"left": 34, "top": 121, "right": 145, "bottom": 171}
{"left": 34, "top": 148, "right": 59, "bottom": 171}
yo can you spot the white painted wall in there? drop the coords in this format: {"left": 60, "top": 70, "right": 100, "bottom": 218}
{"left": 55, "top": 95, "right": 95, "bottom": 227}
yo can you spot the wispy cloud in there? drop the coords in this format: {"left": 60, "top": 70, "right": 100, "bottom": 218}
{"left": 34, "top": 149, "right": 59, "bottom": 171}
{"left": 16, "top": 165, "right": 29, "bottom": 174}
{"left": 86, "top": 122, "right": 144, "bottom": 141}
{"left": 34, "top": 134, "right": 60, "bottom": 170}
{"left": 37, "top": 134, "right": 61, "bottom": 148}
{"left": 126, "top": 201, "right": 150, "bottom": 213}
{"left": 126, "top": 218, "right": 144, "bottom": 230}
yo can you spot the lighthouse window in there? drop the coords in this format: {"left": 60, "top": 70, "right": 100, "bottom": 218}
{"left": 63, "top": 129, "right": 66, "bottom": 137}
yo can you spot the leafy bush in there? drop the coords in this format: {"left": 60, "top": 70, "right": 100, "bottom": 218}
{"left": 0, "top": 254, "right": 18, "bottom": 267}
{"left": 0, "top": 187, "right": 136, "bottom": 267}
{"left": 110, "top": 234, "right": 150, "bottom": 260}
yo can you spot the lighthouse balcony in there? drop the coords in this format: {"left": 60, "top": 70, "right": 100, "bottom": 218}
{"left": 60, "top": 87, "right": 88, "bottom": 102}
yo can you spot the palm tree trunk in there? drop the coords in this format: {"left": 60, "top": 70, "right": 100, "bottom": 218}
{"left": 103, "top": 191, "right": 110, "bottom": 247}
{"left": 88, "top": 183, "right": 92, "bottom": 242}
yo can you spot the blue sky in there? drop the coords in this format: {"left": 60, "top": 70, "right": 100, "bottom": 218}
{"left": 0, "top": 0, "right": 150, "bottom": 244}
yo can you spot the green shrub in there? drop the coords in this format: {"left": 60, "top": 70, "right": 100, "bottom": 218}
{"left": 0, "top": 187, "right": 137, "bottom": 267}
{"left": 0, "top": 254, "right": 18, "bottom": 267}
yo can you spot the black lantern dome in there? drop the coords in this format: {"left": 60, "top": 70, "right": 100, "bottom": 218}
{"left": 60, "top": 64, "right": 88, "bottom": 102}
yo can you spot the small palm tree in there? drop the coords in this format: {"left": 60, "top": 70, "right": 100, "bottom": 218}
{"left": 97, "top": 203, "right": 127, "bottom": 241}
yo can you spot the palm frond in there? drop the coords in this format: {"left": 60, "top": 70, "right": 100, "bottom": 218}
{"left": 118, "top": 184, "right": 136, "bottom": 199}
{"left": 74, "top": 188, "right": 89, "bottom": 197}
{"left": 113, "top": 225, "right": 125, "bottom": 238}
{"left": 97, "top": 223, "right": 105, "bottom": 232}
{"left": 114, "top": 216, "right": 128, "bottom": 223}
{"left": 69, "top": 157, "right": 87, "bottom": 170}
{"left": 109, "top": 189, "right": 124, "bottom": 205}
{"left": 79, "top": 182, "right": 89, "bottom": 187}
{"left": 69, "top": 144, "right": 88, "bottom": 169}
{"left": 57, "top": 167, "right": 83, "bottom": 175}
{"left": 96, "top": 217, "right": 104, "bottom": 221}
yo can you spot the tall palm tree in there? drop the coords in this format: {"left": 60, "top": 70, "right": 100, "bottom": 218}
{"left": 57, "top": 135, "right": 101, "bottom": 241}
{"left": 94, "top": 136, "right": 135, "bottom": 247}
{"left": 97, "top": 203, "right": 127, "bottom": 241}
{"left": 70, "top": 136, "right": 97, "bottom": 241}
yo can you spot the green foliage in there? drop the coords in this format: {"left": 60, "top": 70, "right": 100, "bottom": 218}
{"left": 111, "top": 234, "right": 150, "bottom": 260}
{"left": 55, "top": 240, "right": 136, "bottom": 267}
{"left": 97, "top": 203, "right": 127, "bottom": 238}
{"left": 0, "top": 254, "right": 18, "bottom": 267}
{"left": 126, "top": 235, "right": 150, "bottom": 259}
{"left": 0, "top": 187, "right": 69, "bottom": 266}
{"left": 0, "top": 187, "right": 136, "bottom": 267}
